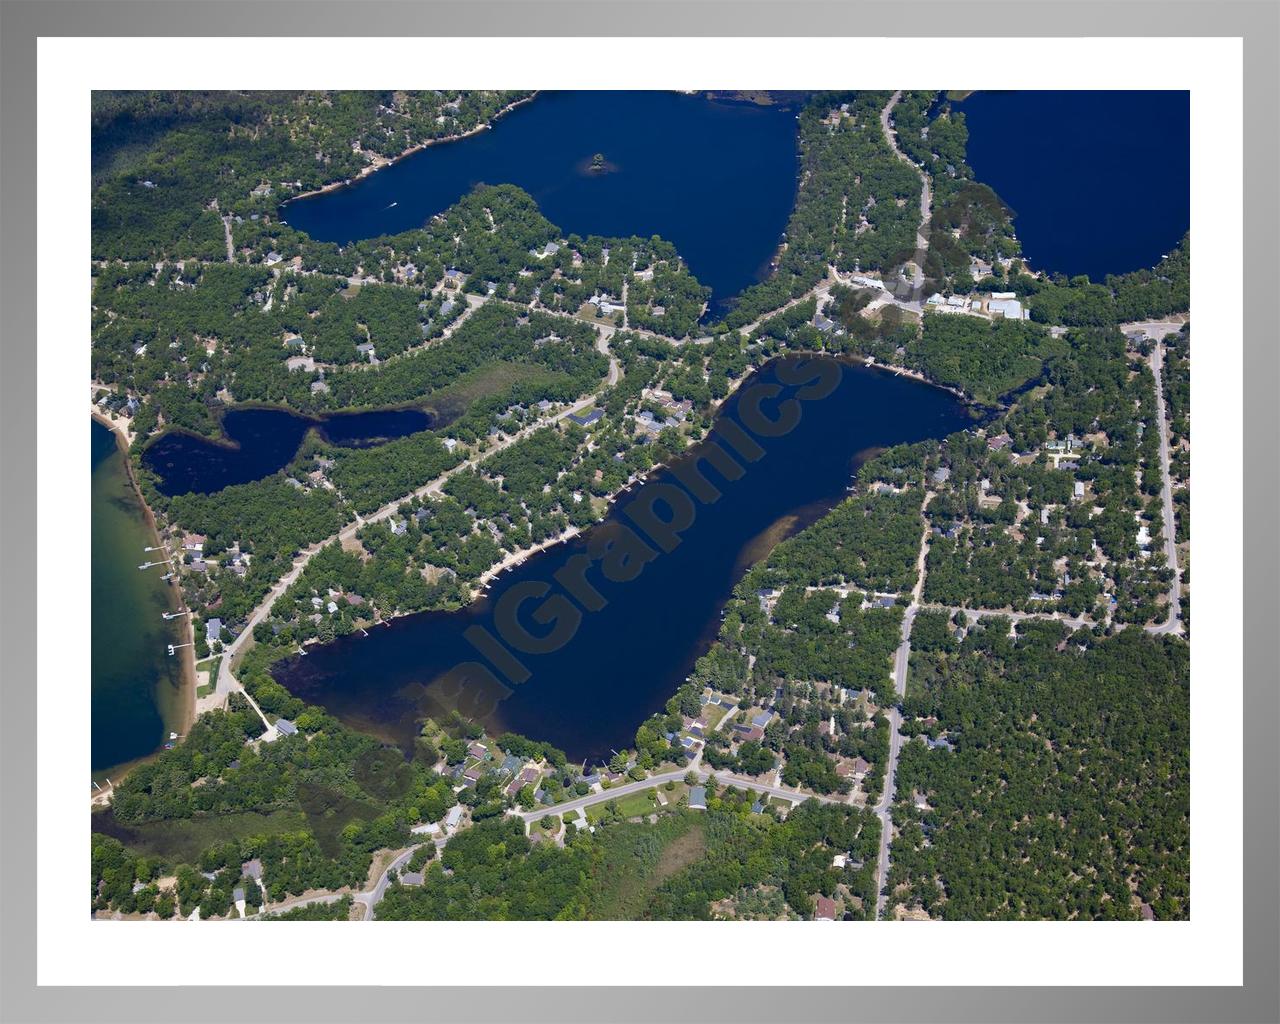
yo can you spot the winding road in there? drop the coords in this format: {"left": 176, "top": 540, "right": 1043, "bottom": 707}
{"left": 880, "top": 91, "right": 933, "bottom": 304}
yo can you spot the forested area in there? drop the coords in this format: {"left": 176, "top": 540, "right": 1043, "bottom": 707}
{"left": 93, "top": 694, "right": 459, "bottom": 917}
{"left": 889, "top": 624, "right": 1189, "bottom": 920}
{"left": 92, "top": 90, "right": 532, "bottom": 260}
{"left": 89, "top": 90, "right": 1191, "bottom": 923}
{"left": 1011, "top": 236, "right": 1191, "bottom": 326}
{"left": 724, "top": 91, "right": 922, "bottom": 328}
{"left": 918, "top": 327, "right": 1177, "bottom": 625}
{"left": 908, "top": 313, "right": 1068, "bottom": 404}
{"left": 375, "top": 799, "right": 881, "bottom": 921}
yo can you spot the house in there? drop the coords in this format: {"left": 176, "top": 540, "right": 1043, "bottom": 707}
{"left": 1074, "top": 480, "right": 1086, "bottom": 500}
{"left": 462, "top": 764, "right": 485, "bottom": 783}
{"left": 987, "top": 433, "right": 1013, "bottom": 452}
{"left": 264, "top": 251, "right": 283, "bottom": 266}
{"left": 411, "top": 822, "right": 441, "bottom": 836}
{"left": 241, "top": 859, "right": 263, "bottom": 881}
{"left": 326, "top": 601, "right": 338, "bottom": 614}
{"left": 931, "top": 466, "right": 951, "bottom": 485}
{"left": 400, "top": 872, "right": 424, "bottom": 886}
{"left": 355, "top": 341, "right": 375, "bottom": 359}
{"left": 310, "top": 380, "right": 329, "bottom": 395}
{"left": 988, "top": 295, "right": 1026, "bottom": 319}
{"left": 274, "top": 718, "right": 298, "bottom": 737}
{"left": 391, "top": 520, "right": 408, "bottom": 536}
{"left": 468, "top": 741, "right": 488, "bottom": 759}
{"left": 813, "top": 895, "right": 838, "bottom": 921}
{"left": 444, "top": 806, "right": 464, "bottom": 830}
{"left": 439, "top": 298, "right": 457, "bottom": 316}
{"left": 688, "top": 786, "right": 707, "bottom": 810}
{"left": 851, "top": 756, "right": 872, "bottom": 778}
{"left": 568, "top": 409, "right": 604, "bottom": 428}
{"left": 832, "top": 853, "right": 848, "bottom": 869}
{"left": 751, "top": 711, "right": 773, "bottom": 729}
{"left": 205, "top": 618, "right": 223, "bottom": 645}
{"left": 183, "top": 533, "right": 207, "bottom": 554}
{"left": 443, "top": 268, "right": 464, "bottom": 286}
{"left": 499, "top": 754, "right": 523, "bottom": 776}
{"left": 442, "top": 438, "right": 459, "bottom": 453}
{"left": 751, "top": 801, "right": 765, "bottom": 814}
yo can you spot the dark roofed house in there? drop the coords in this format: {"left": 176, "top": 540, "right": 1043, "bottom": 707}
{"left": 205, "top": 618, "right": 223, "bottom": 644}
{"left": 813, "top": 895, "right": 838, "bottom": 921}
{"left": 499, "top": 754, "right": 523, "bottom": 776}
{"left": 568, "top": 408, "right": 604, "bottom": 428}
{"left": 462, "top": 764, "right": 485, "bottom": 782}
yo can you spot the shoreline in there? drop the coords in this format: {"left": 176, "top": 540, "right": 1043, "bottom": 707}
{"left": 91, "top": 410, "right": 197, "bottom": 773}
{"left": 299, "top": 349, "right": 979, "bottom": 641}
{"left": 282, "top": 93, "right": 540, "bottom": 206}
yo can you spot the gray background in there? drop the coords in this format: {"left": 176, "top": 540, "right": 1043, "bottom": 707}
{"left": 1, "top": 2, "right": 1275, "bottom": 1021}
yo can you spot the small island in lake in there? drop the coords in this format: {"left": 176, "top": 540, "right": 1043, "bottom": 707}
{"left": 88, "top": 88, "right": 1190, "bottom": 927}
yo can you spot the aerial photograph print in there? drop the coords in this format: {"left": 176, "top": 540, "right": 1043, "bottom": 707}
{"left": 89, "top": 88, "right": 1191, "bottom": 924}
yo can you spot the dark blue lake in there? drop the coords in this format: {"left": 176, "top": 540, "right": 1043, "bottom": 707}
{"left": 281, "top": 91, "right": 801, "bottom": 304}
{"left": 956, "top": 91, "right": 1189, "bottom": 280}
{"left": 142, "top": 406, "right": 431, "bottom": 496}
{"left": 274, "top": 356, "right": 973, "bottom": 763}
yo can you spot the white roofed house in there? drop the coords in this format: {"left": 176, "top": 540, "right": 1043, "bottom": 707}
{"left": 987, "top": 292, "right": 1027, "bottom": 320}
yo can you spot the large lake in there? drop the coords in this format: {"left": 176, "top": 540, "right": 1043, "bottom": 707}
{"left": 143, "top": 406, "right": 432, "bottom": 496}
{"left": 956, "top": 90, "right": 1189, "bottom": 280}
{"left": 92, "top": 419, "right": 188, "bottom": 774}
{"left": 281, "top": 91, "right": 801, "bottom": 306}
{"left": 274, "top": 356, "right": 972, "bottom": 763}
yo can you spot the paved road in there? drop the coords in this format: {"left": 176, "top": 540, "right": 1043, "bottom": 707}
{"left": 214, "top": 351, "right": 619, "bottom": 703}
{"left": 880, "top": 91, "right": 932, "bottom": 305}
{"left": 1146, "top": 339, "right": 1184, "bottom": 635}
{"left": 516, "top": 763, "right": 837, "bottom": 827}
{"left": 872, "top": 490, "right": 933, "bottom": 919}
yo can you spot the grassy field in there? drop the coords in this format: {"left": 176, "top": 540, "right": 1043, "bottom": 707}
{"left": 91, "top": 807, "right": 308, "bottom": 863}
{"left": 425, "top": 362, "right": 573, "bottom": 427}
{"left": 584, "top": 813, "right": 708, "bottom": 919}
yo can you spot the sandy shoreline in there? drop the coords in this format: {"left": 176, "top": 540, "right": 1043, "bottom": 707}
{"left": 284, "top": 93, "right": 540, "bottom": 206}
{"left": 92, "top": 410, "right": 197, "bottom": 744}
